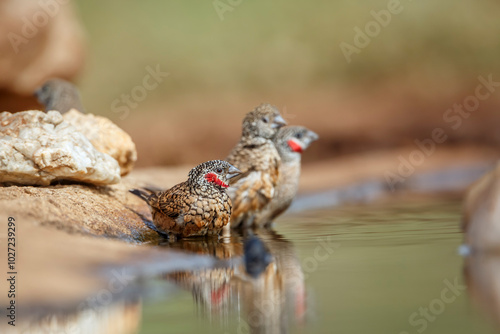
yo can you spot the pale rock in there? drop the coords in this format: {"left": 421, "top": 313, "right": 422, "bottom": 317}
{"left": 0, "top": 110, "right": 120, "bottom": 186}
{"left": 63, "top": 109, "right": 137, "bottom": 175}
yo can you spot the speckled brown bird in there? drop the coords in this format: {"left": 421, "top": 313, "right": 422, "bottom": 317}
{"left": 130, "top": 160, "right": 241, "bottom": 239}
{"left": 253, "top": 126, "right": 318, "bottom": 227}
{"left": 226, "top": 103, "right": 287, "bottom": 228}
{"left": 35, "top": 78, "right": 85, "bottom": 114}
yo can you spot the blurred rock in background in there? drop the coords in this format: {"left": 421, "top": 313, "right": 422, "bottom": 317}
{"left": 0, "top": 0, "right": 85, "bottom": 111}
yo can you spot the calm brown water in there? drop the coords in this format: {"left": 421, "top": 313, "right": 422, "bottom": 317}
{"left": 9, "top": 198, "right": 500, "bottom": 334}
{"left": 137, "top": 199, "right": 500, "bottom": 334}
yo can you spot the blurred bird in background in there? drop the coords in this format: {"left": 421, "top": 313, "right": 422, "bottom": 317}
{"left": 226, "top": 103, "right": 286, "bottom": 229}
{"left": 253, "top": 125, "right": 319, "bottom": 227}
{"left": 35, "top": 78, "right": 85, "bottom": 114}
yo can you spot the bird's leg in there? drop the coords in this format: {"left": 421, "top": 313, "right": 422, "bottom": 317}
{"left": 244, "top": 215, "right": 256, "bottom": 229}
{"left": 167, "top": 233, "right": 178, "bottom": 242}
{"left": 264, "top": 221, "right": 276, "bottom": 229}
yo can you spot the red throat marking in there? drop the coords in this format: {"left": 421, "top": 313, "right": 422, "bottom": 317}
{"left": 205, "top": 173, "right": 229, "bottom": 188}
{"left": 287, "top": 139, "right": 303, "bottom": 153}
{"left": 211, "top": 284, "right": 230, "bottom": 305}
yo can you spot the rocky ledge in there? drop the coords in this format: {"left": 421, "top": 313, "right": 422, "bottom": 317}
{"left": 0, "top": 166, "right": 192, "bottom": 243}
{"left": 0, "top": 109, "right": 137, "bottom": 186}
{"left": 0, "top": 146, "right": 497, "bottom": 325}
{"left": 0, "top": 145, "right": 497, "bottom": 244}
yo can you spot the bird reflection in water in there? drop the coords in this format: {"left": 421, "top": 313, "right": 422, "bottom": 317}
{"left": 464, "top": 254, "right": 500, "bottom": 330}
{"left": 160, "top": 230, "right": 307, "bottom": 333}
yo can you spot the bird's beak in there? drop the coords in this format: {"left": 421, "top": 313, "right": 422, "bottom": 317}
{"left": 226, "top": 165, "right": 242, "bottom": 180}
{"left": 308, "top": 130, "right": 319, "bottom": 142}
{"left": 271, "top": 115, "right": 287, "bottom": 129}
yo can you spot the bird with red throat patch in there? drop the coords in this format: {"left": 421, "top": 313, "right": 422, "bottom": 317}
{"left": 130, "top": 160, "right": 241, "bottom": 239}
{"left": 253, "top": 126, "right": 319, "bottom": 227}
{"left": 226, "top": 103, "right": 287, "bottom": 229}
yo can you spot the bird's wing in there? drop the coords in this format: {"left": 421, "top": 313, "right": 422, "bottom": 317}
{"left": 226, "top": 144, "right": 252, "bottom": 172}
{"left": 156, "top": 182, "right": 190, "bottom": 219}
{"left": 229, "top": 169, "right": 277, "bottom": 222}
{"left": 227, "top": 140, "right": 281, "bottom": 226}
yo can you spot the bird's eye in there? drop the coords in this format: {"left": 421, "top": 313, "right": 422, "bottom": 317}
{"left": 295, "top": 132, "right": 303, "bottom": 139}
{"left": 262, "top": 117, "right": 269, "bottom": 123}
{"left": 216, "top": 168, "right": 223, "bottom": 173}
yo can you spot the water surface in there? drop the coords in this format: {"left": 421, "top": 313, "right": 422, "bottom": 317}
{"left": 138, "top": 199, "right": 499, "bottom": 334}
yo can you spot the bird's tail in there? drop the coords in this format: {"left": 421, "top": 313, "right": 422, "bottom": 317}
{"left": 129, "top": 188, "right": 153, "bottom": 203}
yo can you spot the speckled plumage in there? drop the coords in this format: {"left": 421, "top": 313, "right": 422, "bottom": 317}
{"left": 253, "top": 126, "right": 318, "bottom": 227}
{"left": 35, "top": 78, "right": 85, "bottom": 114}
{"left": 226, "top": 103, "right": 287, "bottom": 228}
{"left": 130, "top": 160, "right": 240, "bottom": 239}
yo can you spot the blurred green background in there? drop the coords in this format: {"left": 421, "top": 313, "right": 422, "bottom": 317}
{"left": 66, "top": 0, "right": 500, "bottom": 167}
{"left": 74, "top": 0, "right": 500, "bottom": 114}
